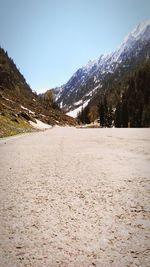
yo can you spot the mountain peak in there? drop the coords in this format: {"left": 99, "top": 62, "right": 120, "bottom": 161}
{"left": 122, "top": 19, "right": 150, "bottom": 45}
{"left": 112, "top": 19, "right": 150, "bottom": 63}
{"left": 132, "top": 19, "right": 150, "bottom": 38}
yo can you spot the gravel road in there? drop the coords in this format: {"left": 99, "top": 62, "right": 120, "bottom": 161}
{"left": 0, "top": 127, "right": 150, "bottom": 267}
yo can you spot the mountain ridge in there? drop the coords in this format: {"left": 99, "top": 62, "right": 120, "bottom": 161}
{"left": 53, "top": 19, "right": 150, "bottom": 117}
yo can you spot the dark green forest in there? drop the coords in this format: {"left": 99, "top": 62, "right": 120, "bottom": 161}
{"left": 77, "top": 59, "right": 150, "bottom": 127}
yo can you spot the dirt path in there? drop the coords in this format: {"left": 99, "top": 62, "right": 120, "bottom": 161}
{"left": 0, "top": 128, "right": 150, "bottom": 267}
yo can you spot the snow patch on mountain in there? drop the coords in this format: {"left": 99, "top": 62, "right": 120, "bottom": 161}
{"left": 20, "top": 105, "right": 35, "bottom": 114}
{"left": 29, "top": 119, "right": 52, "bottom": 129}
{"left": 67, "top": 99, "right": 90, "bottom": 118}
{"left": 74, "top": 100, "right": 83, "bottom": 106}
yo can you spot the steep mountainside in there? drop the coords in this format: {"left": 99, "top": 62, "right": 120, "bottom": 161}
{"left": 0, "top": 48, "right": 76, "bottom": 137}
{"left": 78, "top": 59, "right": 150, "bottom": 128}
{"left": 54, "top": 20, "right": 150, "bottom": 117}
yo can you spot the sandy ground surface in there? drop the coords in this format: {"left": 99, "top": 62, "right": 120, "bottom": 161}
{"left": 0, "top": 128, "right": 150, "bottom": 267}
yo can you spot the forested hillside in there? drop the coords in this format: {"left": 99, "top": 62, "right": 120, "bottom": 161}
{"left": 77, "top": 59, "right": 150, "bottom": 127}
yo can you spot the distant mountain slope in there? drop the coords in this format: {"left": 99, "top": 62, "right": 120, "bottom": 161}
{"left": 0, "top": 48, "right": 76, "bottom": 137}
{"left": 82, "top": 58, "right": 150, "bottom": 128}
{"left": 54, "top": 20, "right": 150, "bottom": 116}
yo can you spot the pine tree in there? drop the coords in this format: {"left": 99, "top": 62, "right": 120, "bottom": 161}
{"left": 121, "top": 95, "right": 128, "bottom": 127}
{"left": 99, "top": 102, "right": 105, "bottom": 127}
{"left": 115, "top": 102, "right": 122, "bottom": 127}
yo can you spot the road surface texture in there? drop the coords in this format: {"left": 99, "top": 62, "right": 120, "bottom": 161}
{"left": 0, "top": 128, "right": 150, "bottom": 267}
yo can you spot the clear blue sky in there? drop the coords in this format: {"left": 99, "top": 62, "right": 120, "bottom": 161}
{"left": 0, "top": 0, "right": 149, "bottom": 92}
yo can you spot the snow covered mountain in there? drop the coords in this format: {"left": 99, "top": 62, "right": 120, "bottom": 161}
{"left": 54, "top": 20, "right": 150, "bottom": 117}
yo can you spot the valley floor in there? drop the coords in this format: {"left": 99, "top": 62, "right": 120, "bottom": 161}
{"left": 0, "top": 128, "right": 150, "bottom": 267}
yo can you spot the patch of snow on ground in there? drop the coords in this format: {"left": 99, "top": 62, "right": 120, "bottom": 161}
{"left": 60, "top": 101, "right": 63, "bottom": 108}
{"left": 29, "top": 119, "right": 52, "bottom": 130}
{"left": 20, "top": 105, "right": 35, "bottom": 114}
{"left": 4, "top": 97, "right": 14, "bottom": 103}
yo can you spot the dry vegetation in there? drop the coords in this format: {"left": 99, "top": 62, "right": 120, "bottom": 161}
{"left": 0, "top": 48, "right": 76, "bottom": 137}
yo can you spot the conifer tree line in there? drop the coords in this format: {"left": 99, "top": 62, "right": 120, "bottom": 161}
{"left": 77, "top": 60, "right": 150, "bottom": 127}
